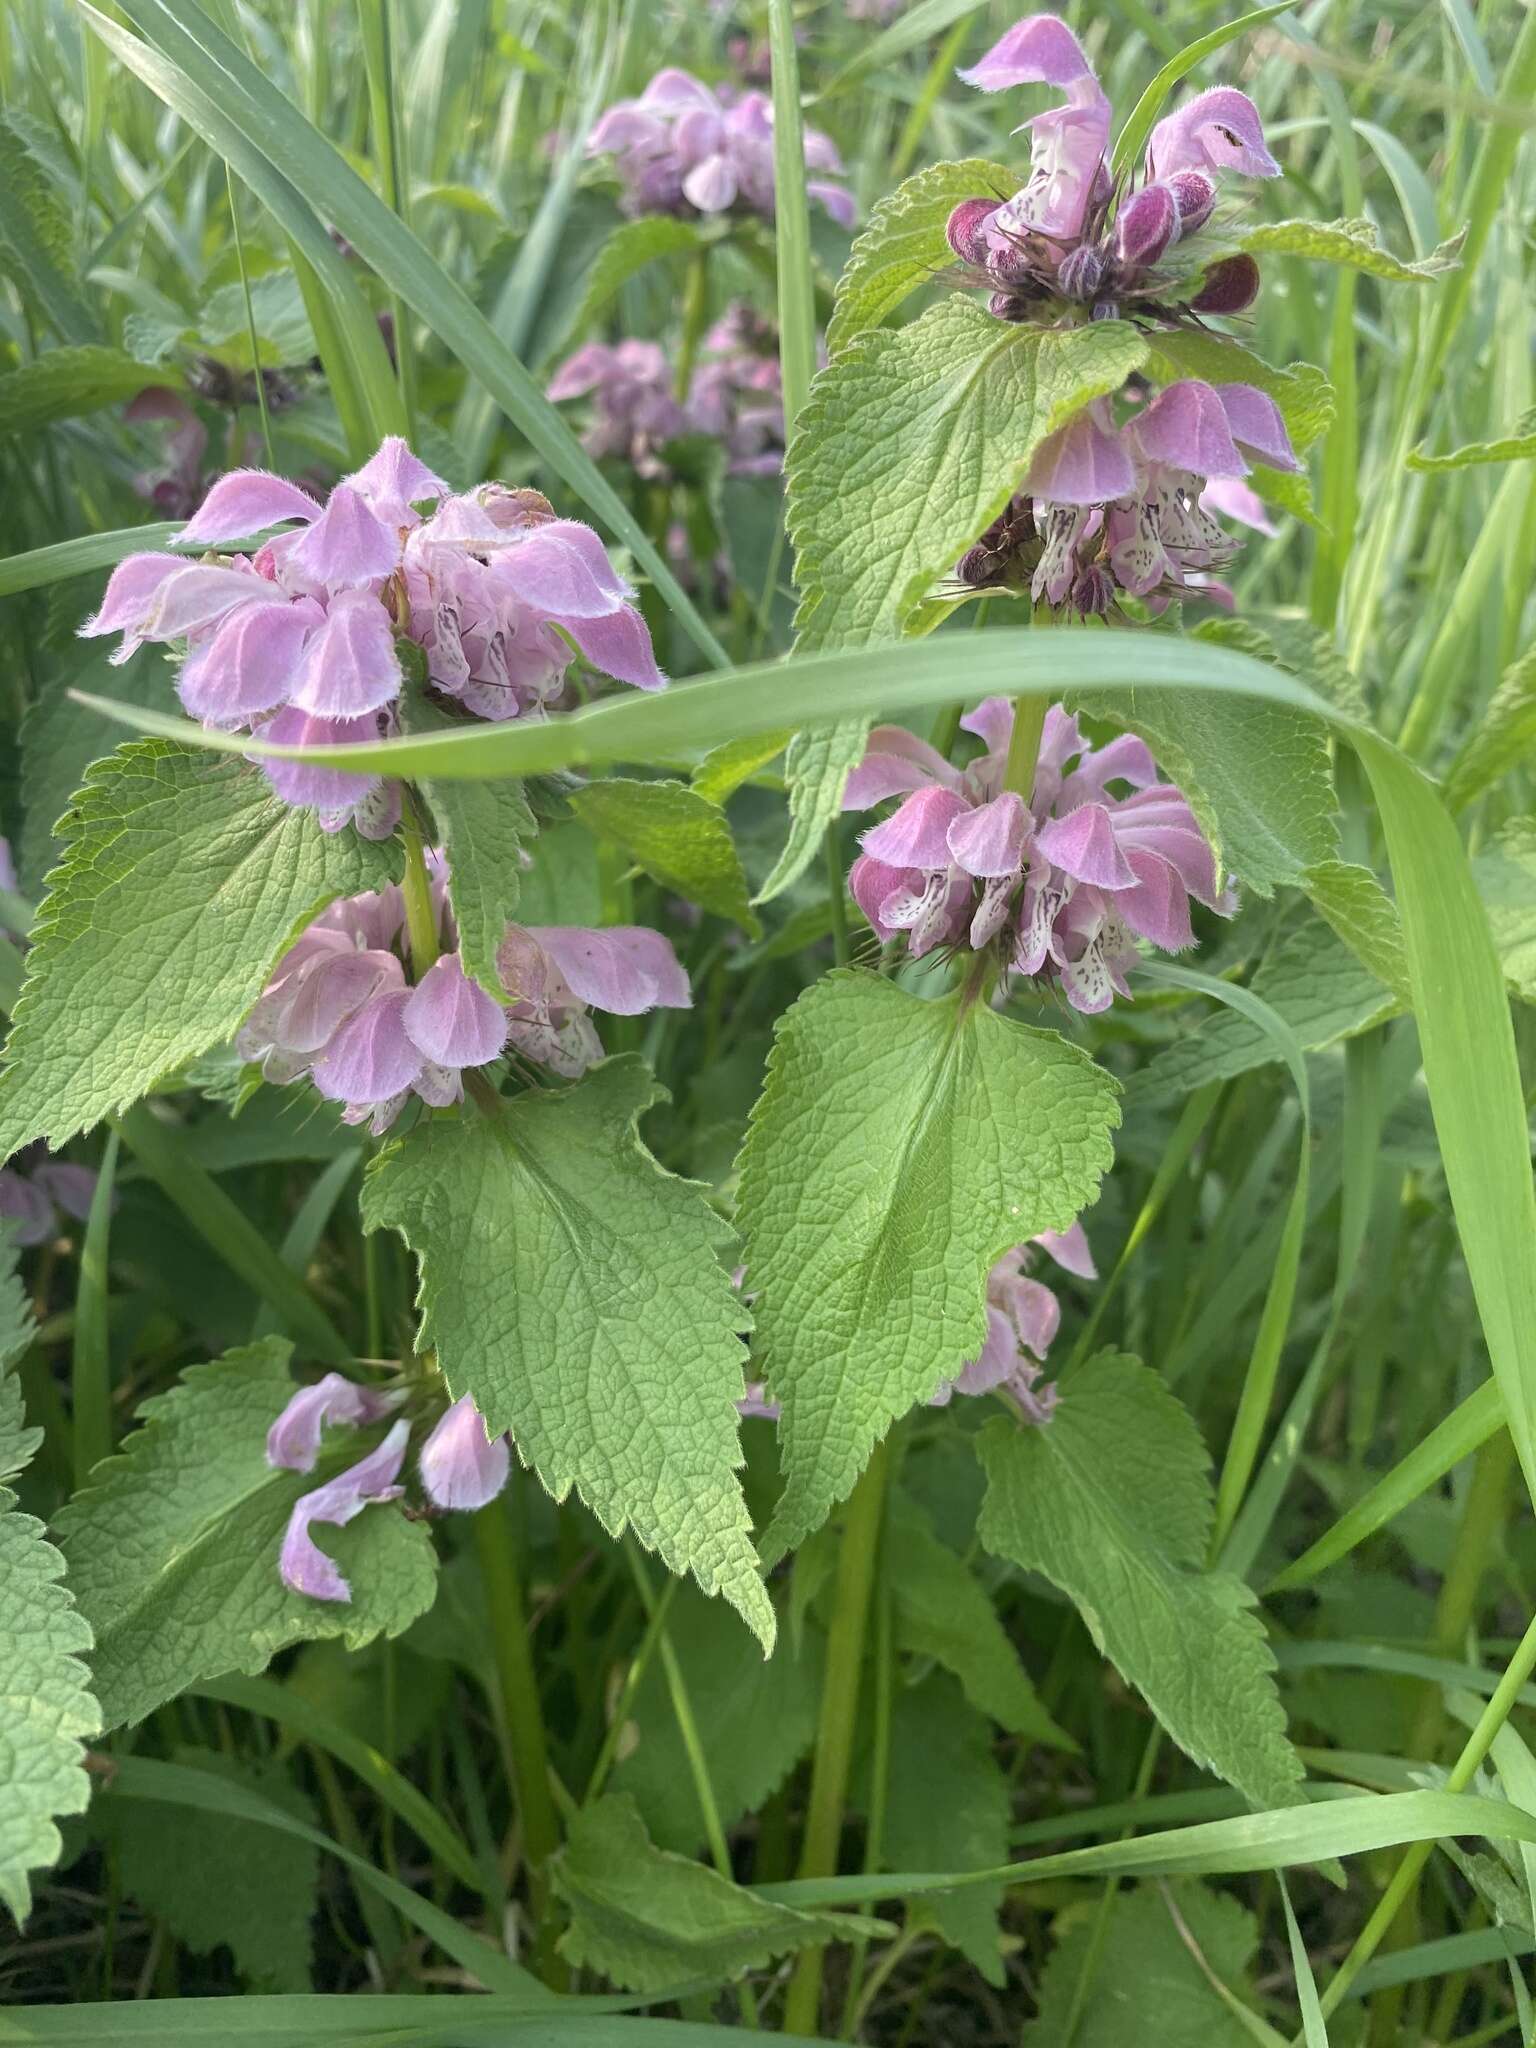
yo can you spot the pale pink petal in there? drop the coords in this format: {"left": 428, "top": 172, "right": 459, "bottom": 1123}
{"left": 683, "top": 154, "right": 737, "bottom": 213}
{"left": 1214, "top": 384, "right": 1300, "bottom": 472}
{"left": 492, "top": 522, "right": 632, "bottom": 618}
{"left": 848, "top": 854, "right": 914, "bottom": 940}
{"left": 343, "top": 437, "right": 450, "bottom": 528}
{"left": 958, "top": 13, "right": 1096, "bottom": 91}
{"left": 959, "top": 696, "right": 1015, "bottom": 755}
{"left": 547, "top": 343, "right": 614, "bottom": 402}
{"left": 947, "top": 791, "right": 1029, "bottom": 878}
{"left": 418, "top": 1395, "right": 511, "bottom": 1511}
{"left": 844, "top": 726, "right": 960, "bottom": 810}
{"left": 278, "top": 948, "right": 403, "bottom": 1055}
{"left": 809, "top": 180, "right": 857, "bottom": 228}
{"left": 1147, "top": 87, "right": 1279, "bottom": 181}
{"left": 312, "top": 989, "right": 424, "bottom": 1105}
{"left": 141, "top": 561, "right": 266, "bottom": 643}
{"left": 177, "top": 469, "right": 323, "bottom": 547}
{"left": 1034, "top": 1219, "right": 1096, "bottom": 1280}
{"left": 1129, "top": 380, "right": 1248, "bottom": 480}
{"left": 290, "top": 590, "right": 403, "bottom": 717}
{"left": 861, "top": 785, "right": 971, "bottom": 870}
{"left": 532, "top": 926, "right": 691, "bottom": 1015}
{"left": 402, "top": 952, "right": 508, "bottom": 1067}
{"left": 175, "top": 597, "right": 320, "bottom": 723}
{"left": 555, "top": 602, "right": 667, "bottom": 690}
{"left": 1035, "top": 802, "right": 1137, "bottom": 888}
{"left": 78, "top": 553, "right": 181, "bottom": 643}
{"left": 266, "top": 1372, "right": 401, "bottom": 1472}
{"left": 289, "top": 485, "right": 401, "bottom": 590}
{"left": 1203, "top": 475, "right": 1278, "bottom": 536}
{"left": 1116, "top": 848, "right": 1195, "bottom": 950}
{"left": 1026, "top": 407, "right": 1135, "bottom": 506}
{"left": 278, "top": 1420, "right": 410, "bottom": 1603}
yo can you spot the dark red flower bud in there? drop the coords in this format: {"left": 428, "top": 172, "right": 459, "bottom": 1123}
{"left": 1114, "top": 183, "right": 1178, "bottom": 270}
{"left": 945, "top": 197, "right": 998, "bottom": 268}
{"left": 1168, "top": 169, "right": 1217, "bottom": 234}
{"left": 1189, "top": 252, "right": 1261, "bottom": 314}
{"left": 987, "top": 289, "right": 1034, "bottom": 323}
{"left": 987, "top": 239, "right": 1035, "bottom": 290}
{"left": 957, "top": 542, "right": 994, "bottom": 586}
{"left": 1058, "top": 243, "right": 1106, "bottom": 301}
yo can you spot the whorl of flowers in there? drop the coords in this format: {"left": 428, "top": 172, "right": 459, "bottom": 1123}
{"left": 956, "top": 375, "right": 1298, "bottom": 620}
{"left": 844, "top": 699, "right": 1233, "bottom": 1013}
{"left": 946, "top": 14, "right": 1277, "bottom": 323}
{"left": 588, "top": 69, "right": 854, "bottom": 226}
{"left": 267, "top": 1375, "right": 509, "bottom": 1602}
{"left": 237, "top": 860, "right": 692, "bottom": 1135}
{"left": 80, "top": 439, "right": 665, "bottom": 835}
{"left": 549, "top": 305, "right": 787, "bottom": 481}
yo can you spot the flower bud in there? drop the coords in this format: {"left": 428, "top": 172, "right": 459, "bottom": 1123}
{"left": 1057, "top": 243, "right": 1105, "bottom": 301}
{"left": 957, "top": 542, "right": 995, "bottom": 587}
{"left": 945, "top": 197, "right": 997, "bottom": 268}
{"left": 419, "top": 1395, "right": 511, "bottom": 1512}
{"left": 986, "top": 239, "right": 1034, "bottom": 290}
{"left": 1168, "top": 169, "right": 1216, "bottom": 234}
{"left": 1189, "top": 252, "right": 1260, "bottom": 314}
{"left": 1071, "top": 562, "right": 1115, "bottom": 617}
{"left": 987, "top": 289, "right": 1034, "bottom": 324}
{"left": 1114, "top": 183, "right": 1178, "bottom": 270}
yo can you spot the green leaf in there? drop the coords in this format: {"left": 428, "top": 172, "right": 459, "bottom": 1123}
{"left": 1131, "top": 921, "right": 1399, "bottom": 1110}
{"left": 758, "top": 719, "right": 870, "bottom": 907}
{"left": 1026, "top": 1882, "right": 1267, "bottom": 2046}
{"left": 826, "top": 157, "right": 1016, "bottom": 354}
{"left": 1474, "top": 818, "right": 1536, "bottom": 1003}
{"left": 977, "top": 1354, "right": 1303, "bottom": 1811}
{"left": 881, "top": 1674, "right": 1012, "bottom": 1985}
{"left": 0, "top": 346, "right": 169, "bottom": 436}
{"left": 95, "top": 1749, "right": 317, "bottom": 1990}
{"left": 0, "top": 742, "right": 397, "bottom": 1159}
{"left": 690, "top": 732, "right": 787, "bottom": 807}
{"left": 361, "top": 1060, "right": 774, "bottom": 1649}
{"left": 1238, "top": 216, "right": 1465, "bottom": 283}
{"left": 550, "top": 1793, "right": 881, "bottom": 1992}
{"left": 738, "top": 971, "right": 1119, "bottom": 1559}
{"left": 570, "top": 216, "right": 704, "bottom": 336}
{"left": 0, "top": 1290, "right": 100, "bottom": 1925}
{"left": 1303, "top": 859, "right": 1410, "bottom": 1001}
{"left": 197, "top": 270, "right": 315, "bottom": 369}
{"left": 790, "top": 300, "right": 1148, "bottom": 655}
{"left": 886, "top": 1495, "right": 1071, "bottom": 1750}
{"left": 403, "top": 696, "right": 535, "bottom": 1000}
{"left": 55, "top": 1338, "right": 438, "bottom": 1730}
{"left": 1445, "top": 645, "right": 1536, "bottom": 810}
{"left": 611, "top": 1584, "right": 821, "bottom": 1854}
{"left": 0, "top": 115, "right": 99, "bottom": 346}
{"left": 1074, "top": 669, "right": 1338, "bottom": 897}
{"left": 1409, "top": 425, "right": 1536, "bottom": 472}
{"left": 568, "top": 778, "right": 759, "bottom": 934}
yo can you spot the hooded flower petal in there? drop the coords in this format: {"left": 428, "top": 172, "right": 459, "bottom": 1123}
{"left": 278, "top": 948, "right": 403, "bottom": 1055}
{"left": 175, "top": 596, "right": 321, "bottom": 724}
{"left": 289, "top": 590, "right": 404, "bottom": 717}
{"left": 492, "top": 521, "right": 633, "bottom": 619}
{"left": 530, "top": 925, "right": 692, "bottom": 1015}
{"left": 278, "top": 1419, "right": 411, "bottom": 1603}
{"left": 1146, "top": 86, "right": 1280, "bottom": 181}
{"left": 861, "top": 785, "right": 971, "bottom": 870}
{"left": 418, "top": 1395, "right": 511, "bottom": 1511}
{"left": 1026, "top": 405, "right": 1135, "bottom": 506}
{"left": 1129, "top": 379, "right": 1248, "bottom": 479}
{"left": 140, "top": 561, "right": 267, "bottom": 643}
{"left": 553, "top": 602, "right": 667, "bottom": 690}
{"left": 958, "top": 12, "right": 1097, "bottom": 92}
{"left": 266, "top": 1371, "right": 401, "bottom": 1472}
{"left": 946, "top": 791, "right": 1029, "bottom": 878}
{"left": 176, "top": 469, "right": 324, "bottom": 547}
{"left": 311, "top": 989, "right": 424, "bottom": 1105}
{"left": 402, "top": 952, "right": 508, "bottom": 1067}
{"left": 848, "top": 854, "right": 916, "bottom": 940}
{"left": 1214, "top": 383, "right": 1301, "bottom": 472}
{"left": 1034, "top": 801, "right": 1137, "bottom": 888}
{"left": 343, "top": 437, "right": 450, "bottom": 529}
{"left": 288, "top": 485, "right": 401, "bottom": 591}
{"left": 1035, "top": 1218, "right": 1096, "bottom": 1279}
{"left": 78, "top": 553, "right": 182, "bottom": 650}
{"left": 843, "top": 726, "right": 961, "bottom": 809}
{"left": 254, "top": 707, "right": 384, "bottom": 812}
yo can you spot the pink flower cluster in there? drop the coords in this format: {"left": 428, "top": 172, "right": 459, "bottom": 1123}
{"left": 267, "top": 1375, "right": 509, "bottom": 1603}
{"left": 549, "top": 305, "right": 786, "bottom": 481}
{"left": 588, "top": 69, "right": 853, "bottom": 226}
{"left": 946, "top": 14, "right": 1278, "bottom": 321}
{"left": 0, "top": 1146, "right": 102, "bottom": 1248}
{"left": 845, "top": 699, "right": 1233, "bottom": 1013}
{"left": 238, "top": 863, "right": 691, "bottom": 1133}
{"left": 81, "top": 439, "right": 664, "bottom": 834}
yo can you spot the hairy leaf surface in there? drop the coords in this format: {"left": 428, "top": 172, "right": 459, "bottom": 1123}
{"left": 569, "top": 777, "right": 759, "bottom": 933}
{"left": 739, "top": 972, "right": 1119, "bottom": 1558}
{"left": 827, "top": 157, "right": 1017, "bottom": 353}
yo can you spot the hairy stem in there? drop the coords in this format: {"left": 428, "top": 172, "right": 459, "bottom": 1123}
{"left": 400, "top": 803, "right": 441, "bottom": 978}
{"left": 1001, "top": 694, "right": 1047, "bottom": 804}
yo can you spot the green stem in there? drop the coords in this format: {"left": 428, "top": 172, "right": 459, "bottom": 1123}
{"left": 674, "top": 246, "right": 710, "bottom": 403}
{"left": 400, "top": 804, "right": 441, "bottom": 977}
{"left": 1001, "top": 694, "right": 1048, "bottom": 804}
{"left": 584, "top": 1570, "right": 678, "bottom": 1804}
{"left": 825, "top": 820, "right": 851, "bottom": 968}
{"left": 782, "top": 1440, "right": 890, "bottom": 2036}
{"left": 1319, "top": 1604, "right": 1536, "bottom": 2020}
{"left": 838, "top": 1580, "right": 893, "bottom": 2038}
{"left": 72, "top": 1130, "right": 120, "bottom": 1489}
{"left": 471, "top": 1488, "right": 565, "bottom": 1988}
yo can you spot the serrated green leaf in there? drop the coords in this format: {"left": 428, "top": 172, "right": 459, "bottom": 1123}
{"left": 790, "top": 300, "right": 1148, "bottom": 655}
{"left": 826, "top": 157, "right": 1016, "bottom": 354}
{"left": 0, "top": 1302, "right": 100, "bottom": 1925}
{"left": 611, "top": 1584, "right": 821, "bottom": 1854}
{"left": 1239, "top": 215, "right": 1464, "bottom": 283}
{"left": 691, "top": 731, "right": 788, "bottom": 807}
{"left": 881, "top": 1673, "right": 1011, "bottom": 1986}
{"left": 977, "top": 1354, "right": 1303, "bottom": 1810}
{"left": 551, "top": 1793, "right": 880, "bottom": 1992}
{"left": 95, "top": 1749, "right": 317, "bottom": 1990}
{"left": 361, "top": 1061, "right": 774, "bottom": 1648}
{"left": 738, "top": 972, "right": 1119, "bottom": 1559}
{"left": 568, "top": 215, "right": 703, "bottom": 336}
{"left": 765, "top": 304, "right": 1147, "bottom": 900}
{"left": 197, "top": 271, "right": 315, "bottom": 369}
{"left": 1131, "top": 921, "right": 1399, "bottom": 1110}
{"left": 0, "top": 742, "right": 397, "bottom": 1160}
{"left": 1303, "top": 859, "right": 1410, "bottom": 1001}
{"left": 887, "top": 1495, "right": 1071, "bottom": 1751}
{"left": 1409, "top": 427, "right": 1536, "bottom": 471}
{"left": 1474, "top": 818, "right": 1536, "bottom": 1003}
{"left": 403, "top": 695, "right": 534, "bottom": 999}
{"left": 569, "top": 778, "right": 759, "bottom": 934}
{"left": 1026, "top": 1882, "right": 1265, "bottom": 2046}
{"left": 0, "top": 346, "right": 169, "bottom": 436}
{"left": 55, "top": 1338, "right": 437, "bottom": 1730}
{"left": 1074, "top": 671, "right": 1338, "bottom": 897}
{"left": 1445, "top": 645, "right": 1536, "bottom": 810}
{"left": 0, "top": 117, "right": 99, "bottom": 347}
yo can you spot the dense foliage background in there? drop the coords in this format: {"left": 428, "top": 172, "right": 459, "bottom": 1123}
{"left": 2, "top": 1, "right": 1536, "bottom": 2043}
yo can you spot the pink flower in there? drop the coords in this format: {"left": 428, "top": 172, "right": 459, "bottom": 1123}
{"left": 80, "top": 440, "right": 667, "bottom": 825}
{"left": 418, "top": 1395, "right": 511, "bottom": 1512}
{"left": 844, "top": 701, "right": 1234, "bottom": 1013}
{"left": 266, "top": 1372, "right": 403, "bottom": 1472}
{"left": 497, "top": 923, "right": 692, "bottom": 1078}
{"left": 278, "top": 1420, "right": 411, "bottom": 1603}
{"left": 930, "top": 1225, "right": 1096, "bottom": 1417}
{"left": 589, "top": 70, "right": 853, "bottom": 226}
